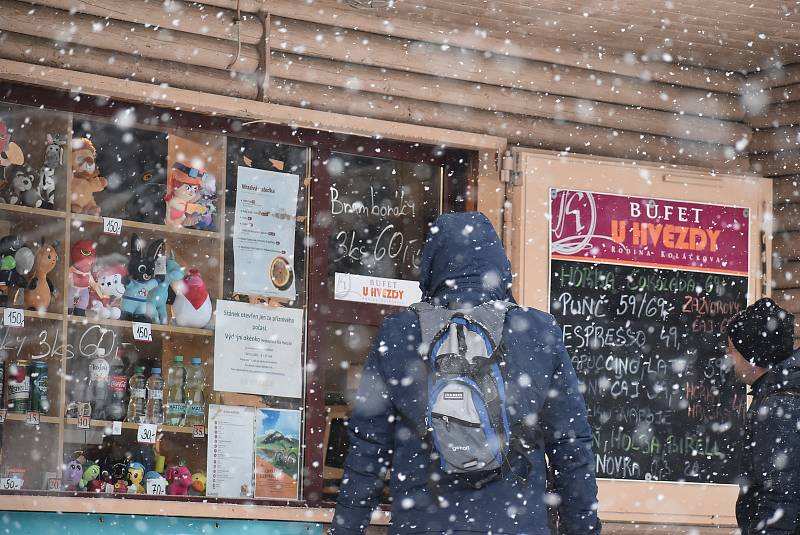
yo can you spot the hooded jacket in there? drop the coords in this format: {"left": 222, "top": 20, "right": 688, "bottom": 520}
{"left": 330, "top": 212, "right": 600, "bottom": 535}
{"left": 737, "top": 351, "right": 800, "bottom": 534}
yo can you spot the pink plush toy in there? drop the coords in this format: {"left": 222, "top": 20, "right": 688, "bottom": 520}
{"left": 165, "top": 465, "right": 192, "bottom": 496}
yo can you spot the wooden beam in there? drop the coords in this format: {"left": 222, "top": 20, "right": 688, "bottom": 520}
{"left": 767, "top": 83, "right": 800, "bottom": 104}
{"left": 774, "top": 176, "right": 800, "bottom": 204}
{"left": 749, "top": 102, "right": 800, "bottom": 128}
{"left": 752, "top": 150, "right": 800, "bottom": 177}
{"left": 271, "top": 17, "right": 745, "bottom": 121}
{"left": 750, "top": 126, "right": 800, "bottom": 153}
{"left": 773, "top": 286, "right": 800, "bottom": 314}
{"left": 0, "top": 31, "right": 259, "bottom": 98}
{"left": 0, "top": 0, "right": 260, "bottom": 73}
{"left": 271, "top": 52, "right": 750, "bottom": 145}
{"left": 268, "top": 77, "right": 747, "bottom": 172}
{"left": 750, "top": 63, "right": 800, "bottom": 89}
{"left": 775, "top": 203, "right": 800, "bottom": 233}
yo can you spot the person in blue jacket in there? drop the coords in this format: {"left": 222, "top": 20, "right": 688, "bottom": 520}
{"left": 330, "top": 212, "right": 601, "bottom": 535}
{"left": 727, "top": 297, "right": 800, "bottom": 534}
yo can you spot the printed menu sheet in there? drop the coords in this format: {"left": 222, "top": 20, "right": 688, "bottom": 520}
{"left": 206, "top": 404, "right": 256, "bottom": 498}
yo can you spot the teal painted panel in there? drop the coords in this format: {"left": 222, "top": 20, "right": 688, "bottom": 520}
{"left": 0, "top": 512, "right": 322, "bottom": 535}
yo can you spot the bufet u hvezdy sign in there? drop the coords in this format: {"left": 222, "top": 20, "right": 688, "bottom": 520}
{"left": 550, "top": 189, "right": 749, "bottom": 276}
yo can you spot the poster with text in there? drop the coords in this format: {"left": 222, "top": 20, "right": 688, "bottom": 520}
{"left": 214, "top": 300, "right": 304, "bottom": 398}
{"left": 255, "top": 408, "right": 302, "bottom": 500}
{"left": 233, "top": 166, "right": 299, "bottom": 299}
{"left": 206, "top": 404, "right": 255, "bottom": 498}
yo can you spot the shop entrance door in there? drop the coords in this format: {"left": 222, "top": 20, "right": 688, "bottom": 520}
{"left": 510, "top": 148, "right": 772, "bottom": 527}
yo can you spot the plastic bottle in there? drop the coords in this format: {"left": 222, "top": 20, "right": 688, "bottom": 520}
{"left": 88, "top": 348, "right": 110, "bottom": 419}
{"left": 105, "top": 348, "right": 127, "bottom": 421}
{"left": 126, "top": 366, "right": 147, "bottom": 423}
{"left": 184, "top": 357, "right": 205, "bottom": 426}
{"left": 164, "top": 356, "right": 187, "bottom": 426}
{"left": 145, "top": 368, "right": 164, "bottom": 425}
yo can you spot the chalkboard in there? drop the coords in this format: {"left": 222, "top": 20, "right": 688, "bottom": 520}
{"left": 327, "top": 152, "right": 441, "bottom": 283}
{"left": 549, "top": 189, "right": 751, "bottom": 484}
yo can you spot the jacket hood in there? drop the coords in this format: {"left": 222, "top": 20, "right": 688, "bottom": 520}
{"left": 418, "top": 212, "right": 512, "bottom": 307}
{"left": 752, "top": 350, "right": 800, "bottom": 397}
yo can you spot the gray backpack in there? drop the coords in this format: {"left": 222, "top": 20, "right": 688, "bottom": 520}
{"left": 412, "top": 300, "right": 517, "bottom": 489}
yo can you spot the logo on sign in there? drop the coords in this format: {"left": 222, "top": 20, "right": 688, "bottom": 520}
{"left": 443, "top": 392, "right": 464, "bottom": 400}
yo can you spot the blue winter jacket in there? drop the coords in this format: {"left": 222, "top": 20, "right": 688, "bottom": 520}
{"left": 737, "top": 351, "right": 800, "bottom": 534}
{"left": 330, "top": 212, "right": 601, "bottom": 535}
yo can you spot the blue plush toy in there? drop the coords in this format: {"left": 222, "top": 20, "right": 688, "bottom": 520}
{"left": 148, "top": 250, "right": 184, "bottom": 325}
{"left": 120, "top": 233, "right": 163, "bottom": 321}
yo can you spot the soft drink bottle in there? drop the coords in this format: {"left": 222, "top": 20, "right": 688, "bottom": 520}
{"left": 145, "top": 368, "right": 164, "bottom": 425}
{"left": 105, "top": 348, "right": 127, "bottom": 421}
{"left": 184, "top": 357, "right": 205, "bottom": 426}
{"left": 126, "top": 366, "right": 147, "bottom": 423}
{"left": 165, "top": 356, "right": 186, "bottom": 426}
{"left": 88, "top": 348, "right": 109, "bottom": 419}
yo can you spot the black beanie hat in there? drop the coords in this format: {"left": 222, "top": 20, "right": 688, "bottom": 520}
{"left": 727, "top": 297, "right": 795, "bottom": 368}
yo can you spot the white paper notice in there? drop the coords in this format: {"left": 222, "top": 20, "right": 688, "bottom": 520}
{"left": 206, "top": 404, "right": 255, "bottom": 498}
{"left": 213, "top": 300, "right": 303, "bottom": 398}
{"left": 233, "top": 166, "right": 299, "bottom": 299}
{"left": 334, "top": 273, "right": 422, "bottom": 307}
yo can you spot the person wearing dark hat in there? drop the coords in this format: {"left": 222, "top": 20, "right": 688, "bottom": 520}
{"left": 727, "top": 297, "right": 799, "bottom": 534}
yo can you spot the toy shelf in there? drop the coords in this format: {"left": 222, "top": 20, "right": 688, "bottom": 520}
{"left": 0, "top": 308, "right": 64, "bottom": 322}
{"left": 0, "top": 202, "right": 67, "bottom": 220}
{"left": 66, "top": 315, "right": 214, "bottom": 337}
{"left": 64, "top": 418, "right": 197, "bottom": 435}
{"left": 2, "top": 413, "right": 62, "bottom": 425}
{"left": 71, "top": 214, "right": 221, "bottom": 240}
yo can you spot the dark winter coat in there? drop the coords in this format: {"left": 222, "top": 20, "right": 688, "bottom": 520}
{"left": 737, "top": 351, "right": 800, "bottom": 534}
{"left": 330, "top": 212, "right": 601, "bottom": 535}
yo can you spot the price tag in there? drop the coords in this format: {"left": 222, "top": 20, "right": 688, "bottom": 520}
{"left": 25, "top": 411, "right": 40, "bottom": 425}
{"left": 137, "top": 423, "right": 157, "bottom": 444}
{"left": 0, "top": 410, "right": 7, "bottom": 423}
{"left": 2, "top": 308, "right": 24, "bottom": 329}
{"left": 111, "top": 420, "right": 123, "bottom": 435}
{"left": 47, "top": 478, "right": 61, "bottom": 492}
{"left": 102, "top": 217, "right": 123, "bottom": 235}
{"left": 146, "top": 478, "right": 167, "bottom": 495}
{"left": 77, "top": 415, "right": 91, "bottom": 429}
{"left": 132, "top": 322, "right": 152, "bottom": 342}
{"left": 192, "top": 425, "right": 205, "bottom": 438}
{"left": 0, "top": 478, "right": 22, "bottom": 491}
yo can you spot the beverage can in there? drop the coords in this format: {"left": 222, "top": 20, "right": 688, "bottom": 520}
{"left": 30, "top": 361, "right": 49, "bottom": 415}
{"left": 7, "top": 360, "right": 30, "bottom": 413}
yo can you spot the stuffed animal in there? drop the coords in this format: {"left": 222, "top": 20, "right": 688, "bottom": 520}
{"left": 164, "top": 162, "right": 207, "bottom": 228}
{"left": 0, "top": 235, "right": 34, "bottom": 307}
{"left": 24, "top": 238, "right": 59, "bottom": 312}
{"left": 190, "top": 472, "right": 206, "bottom": 496}
{"left": 0, "top": 120, "right": 24, "bottom": 169}
{"left": 192, "top": 174, "right": 217, "bottom": 231}
{"left": 127, "top": 462, "right": 145, "bottom": 494}
{"left": 172, "top": 269, "right": 212, "bottom": 328}
{"left": 63, "top": 459, "right": 83, "bottom": 491}
{"left": 21, "top": 171, "right": 44, "bottom": 208}
{"left": 88, "top": 263, "right": 127, "bottom": 319}
{"left": 68, "top": 240, "right": 104, "bottom": 316}
{"left": 126, "top": 171, "right": 166, "bottom": 224}
{"left": 38, "top": 166, "right": 56, "bottom": 210}
{"left": 79, "top": 463, "right": 101, "bottom": 492}
{"left": 120, "top": 234, "right": 163, "bottom": 321}
{"left": 44, "top": 133, "right": 65, "bottom": 168}
{"left": 148, "top": 251, "right": 184, "bottom": 325}
{"left": 70, "top": 137, "right": 107, "bottom": 215}
{"left": 3, "top": 169, "right": 34, "bottom": 206}
{"left": 165, "top": 465, "right": 192, "bottom": 496}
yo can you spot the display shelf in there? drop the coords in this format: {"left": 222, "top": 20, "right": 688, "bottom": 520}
{"left": 0, "top": 203, "right": 67, "bottom": 220}
{"left": 66, "top": 315, "right": 214, "bottom": 337}
{"left": 2, "top": 413, "right": 62, "bottom": 425}
{"left": 0, "top": 308, "right": 63, "bottom": 322}
{"left": 71, "top": 213, "right": 221, "bottom": 240}
{"left": 64, "top": 418, "right": 196, "bottom": 435}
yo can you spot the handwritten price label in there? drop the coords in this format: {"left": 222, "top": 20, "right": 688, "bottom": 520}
{"left": 0, "top": 410, "right": 7, "bottom": 423}
{"left": 137, "top": 423, "right": 157, "bottom": 444}
{"left": 132, "top": 322, "right": 152, "bottom": 342}
{"left": 111, "top": 420, "right": 122, "bottom": 435}
{"left": 0, "top": 478, "right": 22, "bottom": 491}
{"left": 25, "top": 411, "right": 40, "bottom": 425}
{"left": 192, "top": 425, "right": 205, "bottom": 438}
{"left": 102, "top": 217, "right": 123, "bottom": 235}
{"left": 3, "top": 308, "right": 24, "bottom": 329}
{"left": 146, "top": 478, "right": 167, "bottom": 495}
{"left": 77, "top": 415, "right": 91, "bottom": 429}
{"left": 47, "top": 478, "right": 61, "bottom": 492}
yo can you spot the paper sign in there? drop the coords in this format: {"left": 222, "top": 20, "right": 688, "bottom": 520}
{"left": 146, "top": 478, "right": 167, "bottom": 495}
{"left": 213, "top": 300, "right": 303, "bottom": 398}
{"left": 132, "top": 322, "right": 152, "bottom": 342}
{"left": 137, "top": 423, "right": 157, "bottom": 444}
{"left": 46, "top": 478, "right": 61, "bottom": 491}
{"left": 334, "top": 273, "right": 421, "bottom": 307}
{"left": 25, "top": 411, "right": 40, "bottom": 425}
{"left": 0, "top": 410, "right": 8, "bottom": 423}
{"left": 3, "top": 308, "right": 24, "bottom": 328}
{"left": 255, "top": 408, "right": 301, "bottom": 500}
{"left": 77, "top": 415, "right": 91, "bottom": 429}
{"left": 206, "top": 404, "right": 255, "bottom": 498}
{"left": 0, "top": 478, "right": 22, "bottom": 491}
{"left": 102, "top": 217, "right": 123, "bottom": 235}
{"left": 192, "top": 425, "right": 205, "bottom": 438}
{"left": 111, "top": 421, "right": 123, "bottom": 435}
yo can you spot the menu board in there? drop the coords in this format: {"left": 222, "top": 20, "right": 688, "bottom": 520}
{"left": 550, "top": 189, "right": 750, "bottom": 483}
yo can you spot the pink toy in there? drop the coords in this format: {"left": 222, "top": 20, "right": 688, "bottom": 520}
{"left": 88, "top": 263, "right": 127, "bottom": 319}
{"left": 165, "top": 465, "right": 192, "bottom": 496}
{"left": 172, "top": 269, "right": 212, "bottom": 328}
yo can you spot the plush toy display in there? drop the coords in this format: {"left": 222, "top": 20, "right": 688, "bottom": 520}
{"left": 121, "top": 234, "right": 164, "bottom": 321}
{"left": 79, "top": 464, "right": 101, "bottom": 492}
{"left": 172, "top": 269, "right": 212, "bottom": 328}
{"left": 0, "top": 119, "right": 24, "bottom": 169}
{"left": 63, "top": 459, "right": 84, "bottom": 491}
{"left": 88, "top": 263, "right": 127, "bottom": 319}
{"left": 192, "top": 174, "right": 217, "bottom": 231}
{"left": 190, "top": 472, "right": 207, "bottom": 496}
{"left": 24, "top": 239, "right": 59, "bottom": 312}
{"left": 127, "top": 462, "right": 145, "bottom": 494}
{"left": 148, "top": 250, "right": 184, "bottom": 325}
{"left": 164, "top": 162, "right": 207, "bottom": 228}
{"left": 68, "top": 240, "right": 104, "bottom": 316}
{"left": 165, "top": 465, "right": 192, "bottom": 496}
{"left": 39, "top": 133, "right": 64, "bottom": 209}
{"left": 70, "top": 137, "right": 108, "bottom": 215}
{"left": 2, "top": 169, "right": 35, "bottom": 206}
{"left": 0, "top": 235, "right": 34, "bottom": 307}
